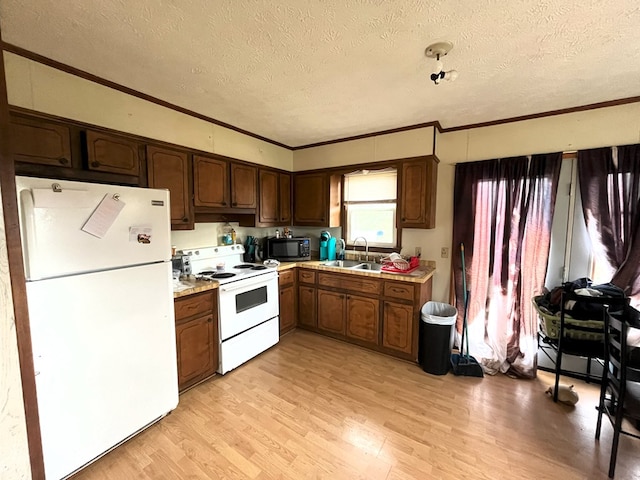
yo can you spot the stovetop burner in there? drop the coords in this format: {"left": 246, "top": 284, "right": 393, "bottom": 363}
{"left": 251, "top": 265, "right": 267, "bottom": 270}
{"left": 234, "top": 264, "right": 254, "bottom": 269}
{"left": 199, "top": 271, "right": 236, "bottom": 279}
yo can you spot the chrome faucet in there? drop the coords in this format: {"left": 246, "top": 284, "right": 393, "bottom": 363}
{"left": 353, "top": 237, "right": 368, "bottom": 261}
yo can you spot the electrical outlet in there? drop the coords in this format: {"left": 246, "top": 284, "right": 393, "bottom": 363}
{"left": 415, "top": 247, "right": 421, "bottom": 257}
{"left": 441, "top": 247, "right": 449, "bottom": 258}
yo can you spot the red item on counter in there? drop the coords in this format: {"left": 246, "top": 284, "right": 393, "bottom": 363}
{"left": 381, "top": 256, "right": 420, "bottom": 273}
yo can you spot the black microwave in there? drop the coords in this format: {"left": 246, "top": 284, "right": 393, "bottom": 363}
{"left": 264, "top": 236, "right": 310, "bottom": 261}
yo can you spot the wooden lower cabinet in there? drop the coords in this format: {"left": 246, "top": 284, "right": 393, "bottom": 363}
{"left": 278, "top": 269, "right": 296, "bottom": 335}
{"left": 317, "top": 289, "right": 346, "bottom": 335}
{"left": 293, "top": 270, "right": 432, "bottom": 361}
{"left": 382, "top": 301, "right": 414, "bottom": 355}
{"left": 174, "top": 291, "right": 218, "bottom": 392}
{"left": 346, "top": 295, "right": 379, "bottom": 345}
{"left": 297, "top": 285, "right": 317, "bottom": 328}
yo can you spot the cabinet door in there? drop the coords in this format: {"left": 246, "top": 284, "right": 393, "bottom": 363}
{"left": 317, "top": 289, "right": 345, "bottom": 335}
{"left": 147, "top": 145, "right": 192, "bottom": 229}
{"left": 10, "top": 115, "right": 72, "bottom": 168}
{"left": 297, "top": 285, "right": 317, "bottom": 328}
{"left": 193, "top": 155, "right": 229, "bottom": 207}
{"left": 175, "top": 313, "right": 216, "bottom": 390}
{"left": 279, "top": 172, "right": 292, "bottom": 224}
{"left": 258, "top": 169, "right": 279, "bottom": 223}
{"left": 85, "top": 130, "right": 140, "bottom": 176}
{"left": 279, "top": 284, "right": 296, "bottom": 335}
{"left": 399, "top": 158, "right": 437, "bottom": 229}
{"left": 382, "top": 301, "right": 414, "bottom": 355}
{"left": 346, "top": 295, "right": 379, "bottom": 345}
{"left": 293, "top": 172, "right": 327, "bottom": 226}
{"left": 230, "top": 162, "right": 257, "bottom": 209}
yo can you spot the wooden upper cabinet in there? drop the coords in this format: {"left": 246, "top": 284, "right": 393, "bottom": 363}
{"left": 193, "top": 155, "right": 230, "bottom": 207}
{"left": 399, "top": 157, "right": 438, "bottom": 229}
{"left": 293, "top": 172, "right": 341, "bottom": 227}
{"left": 147, "top": 145, "right": 193, "bottom": 229}
{"left": 193, "top": 155, "right": 257, "bottom": 212}
{"left": 10, "top": 114, "right": 72, "bottom": 168}
{"left": 230, "top": 162, "right": 257, "bottom": 209}
{"left": 85, "top": 130, "right": 140, "bottom": 176}
{"left": 258, "top": 169, "right": 279, "bottom": 224}
{"left": 258, "top": 169, "right": 292, "bottom": 226}
{"left": 279, "top": 172, "right": 292, "bottom": 224}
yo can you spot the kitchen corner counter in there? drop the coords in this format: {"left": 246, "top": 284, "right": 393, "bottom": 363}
{"left": 174, "top": 260, "right": 435, "bottom": 299}
{"left": 279, "top": 260, "right": 435, "bottom": 284}
{"left": 173, "top": 278, "right": 218, "bottom": 298}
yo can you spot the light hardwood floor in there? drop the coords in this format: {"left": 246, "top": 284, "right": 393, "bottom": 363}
{"left": 72, "top": 330, "right": 640, "bottom": 479}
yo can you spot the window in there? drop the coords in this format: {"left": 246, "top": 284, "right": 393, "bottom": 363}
{"left": 343, "top": 168, "right": 397, "bottom": 248}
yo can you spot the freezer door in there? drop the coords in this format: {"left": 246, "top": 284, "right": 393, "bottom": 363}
{"left": 16, "top": 176, "right": 171, "bottom": 280}
{"left": 26, "top": 262, "right": 178, "bottom": 480}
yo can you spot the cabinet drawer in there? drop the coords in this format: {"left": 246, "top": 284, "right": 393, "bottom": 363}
{"left": 298, "top": 269, "right": 316, "bottom": 284}
{"left": 174, "top": 291, "right": 214, "bottom": 321}
{"left": 383, "top": 281, "right": 415, "bottom": 302}
{"left": 279, "top": 269, "right": 295, "bottom": 286}
{"left": 318, "top": 272, "right": 381, "bottom": 295}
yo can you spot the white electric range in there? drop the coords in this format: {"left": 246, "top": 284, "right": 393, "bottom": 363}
{"left": 182, "top": 245, "right": 279, "bottom": 374}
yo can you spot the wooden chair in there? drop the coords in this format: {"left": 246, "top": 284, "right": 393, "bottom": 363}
{"left": 554, "top": 291, "right": 629, "bottom": 402}
{"left": 595, "top": 309, "right": 640, "bottom": 478}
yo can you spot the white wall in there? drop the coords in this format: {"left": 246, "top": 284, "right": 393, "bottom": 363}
{"left": 4, "top": 52, "right": 293, "bottom": 170}
{"left": 293, "top": 126, "right": 434, "bottom": 171}
{"left": 0, "top": 183, "right": 32, "bottom": 480}
{"left": 294, "top": 103, "right": 640, "bottom": 303}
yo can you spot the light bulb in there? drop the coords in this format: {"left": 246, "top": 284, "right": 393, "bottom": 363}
{"left": 433, "top": 60, "right": 444, "bottom": 74}
{"left": 444, "top": 70, "right": 459, "bottom": 82}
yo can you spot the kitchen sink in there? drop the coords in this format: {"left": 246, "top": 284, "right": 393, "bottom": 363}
{"left": 321, "top": 260, "right": 383, "bottom": 272}
{"left": 321, "top": 259, "right": 362, "bottom": 268}
{"left": 350, "top": 262, "right": 383, "bottom": 272}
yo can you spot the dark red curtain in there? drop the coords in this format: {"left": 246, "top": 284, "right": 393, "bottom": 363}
{"left": 452, "top": 153, "right": 562, "bottom": 378}
{"left": 577, "top": 145, "right": 640, "bottom": 308}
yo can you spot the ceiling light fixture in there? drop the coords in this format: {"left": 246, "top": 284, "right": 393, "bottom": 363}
{"left": 425, "top": 41, "right": 458, "bottom": 85}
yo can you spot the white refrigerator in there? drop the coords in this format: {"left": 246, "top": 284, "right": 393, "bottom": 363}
{"left": 15, "top": 176, "right": 179, "bottom": 480}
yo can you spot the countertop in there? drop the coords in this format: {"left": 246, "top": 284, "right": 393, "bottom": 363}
{"left": 286, "top": 260, "right": 435, "bottom": 284}
{"left": 173, "top": 278, "right": 218, "bottom": 299}
{"left": 174, "top": 259, "right": 435, "bottom": 298}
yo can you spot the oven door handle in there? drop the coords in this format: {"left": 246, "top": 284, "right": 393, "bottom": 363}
{"left": 219, "top": 271, "right": 278, "bottom": 292}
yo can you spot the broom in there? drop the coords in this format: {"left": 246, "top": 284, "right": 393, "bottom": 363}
{"left": 451, "top": 243, "right": 484, "bottom": 377}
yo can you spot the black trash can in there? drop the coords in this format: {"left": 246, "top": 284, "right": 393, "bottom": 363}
{"left": 419, "top": 301, "right": 457, "bottom": 375}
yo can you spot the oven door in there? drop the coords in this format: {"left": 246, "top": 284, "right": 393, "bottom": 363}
{"left": 218, "top": 271, "right": 279, "bottom": 341}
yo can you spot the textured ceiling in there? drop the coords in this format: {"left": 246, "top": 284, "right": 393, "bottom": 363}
{"left": 1, "top": 0, "right": 639, "bottom": 147}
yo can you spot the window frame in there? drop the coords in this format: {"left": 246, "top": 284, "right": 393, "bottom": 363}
{"left": 342, "top": 168, "right": 401, "bottom": 253}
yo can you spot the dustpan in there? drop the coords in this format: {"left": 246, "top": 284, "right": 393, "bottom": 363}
{"left": 451, "top": 244, "right": 484, "bottom": 377}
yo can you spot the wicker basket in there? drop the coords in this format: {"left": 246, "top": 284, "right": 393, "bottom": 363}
{"left": 532, "top": 295, "right": 605, "bottom": 341}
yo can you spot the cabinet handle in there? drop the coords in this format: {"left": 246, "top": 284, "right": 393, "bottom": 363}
{"left": 91, "top": 161, "right": 101, "bottom": 167}
{"left": 232, "top": 202, "right": 237, "bottom": 206}
{"left": 182, "top": 217, "right": 189, "bottom": 222}
{"left": 321, "top": 218, "right": 325, "bottom": 222}
{"left": 222, "top": 201, "right": 227, "bottom": 206}
{"left": 58, "top": 157, "right": 69, "bottom": 165}
{"left": 401, "top": 218, "right": 406, "bottom": 222}
{"left": 208, "top": 317, "right": 213, "bottom": 323}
